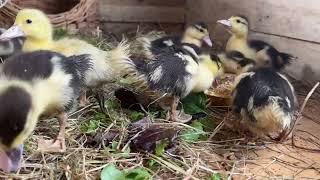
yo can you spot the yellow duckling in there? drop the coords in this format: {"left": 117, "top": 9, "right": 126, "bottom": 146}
{"left": 0, "top": 8, "right": 130, "bottom": 107}
{"left": 217, "top": 15, "right": 294, "bottom": 70}
{"left": 193, "top": 53, "right": 223, "bottom": 93}
{"left": 131, "top": 22, "right": 212, "bottom": 59}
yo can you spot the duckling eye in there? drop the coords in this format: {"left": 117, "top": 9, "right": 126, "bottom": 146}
{"left": 26, "top": 19, "right": 32, "bottom": 24}
{"left": 199, "top": 29, "right": 204, "bottom": 33}
{"left": 236, "top": 19, "right": 241, "bottom": 23}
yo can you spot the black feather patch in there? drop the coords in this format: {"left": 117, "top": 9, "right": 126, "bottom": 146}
{"left": 225, "top": 51, "right": 255, "bottom": 67}
{"left": 248, "top": 40, "right": 293, "bottom": 70}
{"left": 59, "top": 54, "right": 92, "bottom": 111}
{"left": 3, "top": 51, "right": 56, "bottom": 81}
{"left": 0, "top": 86, "right": 31, "bottom": 147}
{"left": 233, "top": 68, "right": 296, "bottom": 121}
{"left": 192, "top": 22, "right": 208, "bottom": 30}
{"left": 150, "top": 35, "right": 181, "bottom": 55}
{"left": 132, "top": 44, "right": 200, "bottom": 97}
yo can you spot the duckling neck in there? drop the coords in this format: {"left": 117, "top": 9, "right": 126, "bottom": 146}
{"left": 181, "top": 35, "right": 201, "bottom": 47}
{"left": 23, "top": 37, "right": 54, "bottom": 52}
{"left": 226, "top": 33, "right": 248, "bottom": 51}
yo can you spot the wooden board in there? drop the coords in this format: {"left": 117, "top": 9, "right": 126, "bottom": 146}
{"left": 100, "top": 0, "right": 186, "bottom": 23}
{"left": 186, "top": 0, "right": 320, "bottom": 43}
{"left": 104, "top": 0, "right": 185, "bottom": 7}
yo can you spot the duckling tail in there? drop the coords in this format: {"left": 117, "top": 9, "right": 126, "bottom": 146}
{"left": 108, "top": 39, "right": 132, "bottom": 74}
{"left": 277, "top": 52, "right": 296, "bottom": 69}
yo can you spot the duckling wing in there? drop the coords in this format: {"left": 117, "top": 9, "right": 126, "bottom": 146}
{"left": 150, "top": 35, "right": 181, "bottom": 55}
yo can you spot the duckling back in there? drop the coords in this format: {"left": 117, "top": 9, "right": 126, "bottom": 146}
{"left": 232, "top": 68, "right": 297, "bottom": 140}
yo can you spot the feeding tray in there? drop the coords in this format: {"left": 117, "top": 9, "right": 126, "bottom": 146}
{"left": 205, "top": 73, "right": 236, "bottom": 107}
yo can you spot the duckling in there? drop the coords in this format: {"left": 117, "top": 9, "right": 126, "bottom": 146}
{"left": 116, "top": 40, "right": 209, "bottom": 122}
{"left": 131, "top": 22, "right": 212, "bottom": 59}
{"left": 0, "top": 9, "right": 130, "bottom": 110}
{"left": 231, "top": 68, "right": 298, "bottom": 140}
{"left": 193, "top": 53, "right": 224, "bottom": 93}
{"left": 217, "top": 16, "right": 294, "bottom": 70}
{"left": 0, "top": 50, "right": 92, "bottom": 156}
{"left": 0, "top": 28, "right": 24, "bottom": 61}
{"left": 218, "top": 51, "right": 256, "bottom": 74}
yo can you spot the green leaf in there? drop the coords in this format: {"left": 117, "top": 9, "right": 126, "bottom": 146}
{"left": 111, "top": 141, "right": 119, "bottom": 151}
{"left": 119, "top": 77, "right": 134, "bottom": 85}
{"left": 155, "top": 140, "right": 168, "bottom": 157}
{"left": 210, "top": 173, "right": 222, "bottom": 180}
{"left": 130, "top": 111, "right": 145, "bottom": 122}
{"left": 181, "top": 93, "right": 208, "bottom": 115}
{"left": 181, "top": 121, "right": 205, "bottom": 141}
{"left": 106, "top": 100, "right": 120, "bottom": 109}
{"left": 147, "top": 160, "right": 156, "bottom": 168}
{"left": 101, "top": 164, "right": 126, "bottom": 180}
{"left": 125, "top": 168, "right": 151, "bottom": 180}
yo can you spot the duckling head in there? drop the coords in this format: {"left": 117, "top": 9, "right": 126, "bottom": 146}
{"left": 182, "top": 22, "right": 213, "bottom": 47}
{"left": 0, "top": 9, "right": 53, "bottom": 44}
{"left": 217, "top": 16, "right": 249, "bottom": 37}
{"left": 218, "top": 51, "right": 255, "bottom": 74}
{"left": 0, "top": 85, "right": 34, "bottom": 172}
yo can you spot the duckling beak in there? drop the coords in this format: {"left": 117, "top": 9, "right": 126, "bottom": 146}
{"left": 203, "top": 35, "right": 213, "bottom": 47}
{"left": 0, "top": 25, "right": 25, "bottom": 41}
{"left": 0, "top": 144, "right": 23, "bottom": 172}
{"left": 217, "top": 19, "right": 232, "bottom": 28}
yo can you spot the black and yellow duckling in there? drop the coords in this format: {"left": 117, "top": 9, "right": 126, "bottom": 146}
{"left": 0, "top": 9, "right": 130, "bottom": 112}
{"left": 117, "top": 37, "right": 215, "bottom": 122}
{"left": 217, "top": 15, "right": 294, "bottom": 70}
{"left": 231, "top": 67, "right": 298, "bottom": 141}
{"left": 218, "top": 50, "right": 256, "bottom": 74}
{"left": 131, "top": 22, "right": 212, "bottom": 59}
{"left": 0, "top": 50, "right": 92, "bottom": 159}
{"left": 0, "top": 28, "right": 24, "bottom": 61}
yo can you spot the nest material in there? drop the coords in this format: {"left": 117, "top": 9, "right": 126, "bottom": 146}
{"left": 0, "top": 0, "right": 98, "bottom": 33}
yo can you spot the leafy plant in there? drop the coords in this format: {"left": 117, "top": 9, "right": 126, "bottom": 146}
{"left": 130, "top": 111, "right": 145, "bottom": 122}
{"left": 181, "top": 93, "right": 208, "bottom": 115}
{"left": 155, "top": 140, "right": 169, "bottom": 156}
{"left": 101, "top": 164, "right": 125, "bottom": 180}
{"left": 80, "top": 113, "right": 108, "bottom": 134}
{"left": 101, "top": 165, "right": 151, "bottom": 180}
{"left": 210, "top": 173, "right": 223, "bottom": 180}
{"left": 181, "top": 120, "right": 207, "bottom": 142}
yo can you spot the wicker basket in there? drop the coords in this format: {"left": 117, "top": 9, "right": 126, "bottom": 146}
{"left": 0, "top": 0, "right": 99, "bottom": 34}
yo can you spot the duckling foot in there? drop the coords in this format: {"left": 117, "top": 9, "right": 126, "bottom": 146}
{"left": 171, "top": 110, "right": 192, "bottom": 123}
{"left": 79, "top": 90, "right": 89, "bottom": 107}
{"left": 37, "top": 113, "right": 67, "bottom": 153}
{"left": 37, "top": 137, "right": 66, "bottom": 153}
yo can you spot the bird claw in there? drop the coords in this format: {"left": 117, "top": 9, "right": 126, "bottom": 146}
{"left": 37, "top": 137, "right": 66, "bottom": 153}
{"left": 169, "top": 110, "right": 192, "bottom": 123}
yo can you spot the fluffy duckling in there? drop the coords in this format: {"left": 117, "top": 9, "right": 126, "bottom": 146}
{"left": 0, "top": 28, "right": 24, "bottom": 61}
{"left": 231, "top": 68, "right": 298, "bottom": 140}
{"left": 117, "top": 40, "right": 210, "bottom": 122}
{"left": 0, "top": 9, "right": 130, "bottom": 110}
{"left": 217, "top": 16, "right": 294, "bottom": 70}
{"left": 0, "top": 51, "right": 92, "bottom": 157}
{"left": 193, "top": 53, "right": 223, "bottom": 93}
{"left": 131, "top": 22, "right": 212, "bottom": 59}
{"left": 218, "top": 51, "right": 256, "bottom": 74}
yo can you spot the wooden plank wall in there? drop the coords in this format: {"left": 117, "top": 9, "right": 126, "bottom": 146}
{"left": 99, "top": 0, "right": 186, "bottom": 38}
{"left": 186, "top": 0, "right": 320, "bottom": 85}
